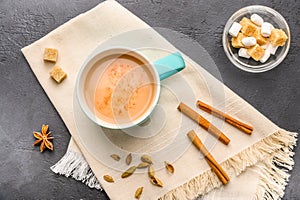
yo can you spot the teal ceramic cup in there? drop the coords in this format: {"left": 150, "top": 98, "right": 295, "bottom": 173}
{"left": 76, "top": 47, "right": 185, "bottom": 129}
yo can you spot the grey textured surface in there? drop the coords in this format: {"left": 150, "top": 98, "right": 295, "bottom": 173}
{"left": 0, "top": 0, "right": 299, "bottom": 199}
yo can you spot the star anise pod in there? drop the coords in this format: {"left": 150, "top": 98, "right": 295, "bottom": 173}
{"left": 32, "top": 124, "right": 54, "bottom": 152}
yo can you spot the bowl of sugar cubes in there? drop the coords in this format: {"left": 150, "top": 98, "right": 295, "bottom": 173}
{"left": 222, "top": 5, "right": 290, "bottom": 73}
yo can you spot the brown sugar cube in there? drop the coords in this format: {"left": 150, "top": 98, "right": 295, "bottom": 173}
{"left": 247, "top": 44, "right": 265, "bottom": 61}
{"left": 44, "top": 48, "right": 58, "bottom": 63}
{"left": 239, "top": 17, "right": 257, "bottom": 36}
{"left": 239, "top": 17, "right": 250, "bottom": 27}
{"left": 231, "top": 32, "right": 245, "bottom": 48}
{"left": 270, "top": 29, "right": 288, "bottom": 46}
{"left": 253, "top": 28, "right": 269, "bottom": 46}
{"left": 50, "top": 66, "right": 67, "bottom": 83}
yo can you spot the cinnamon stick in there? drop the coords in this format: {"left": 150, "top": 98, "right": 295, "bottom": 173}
{"left": 187, "top": 130, "right": 229, "bottom": 185}
{"left": 205, "top": 158, "right": 229, "bottom": 185}
{"left": 197, "top": 100, "right": 253, "bottom": 135}
{"left": 178, "top": 102, "right": 230, "bottom": 145}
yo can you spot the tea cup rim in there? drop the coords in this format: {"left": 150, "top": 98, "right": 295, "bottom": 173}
{"left": 76, "top": 46, "right": 161, "bottom": 129}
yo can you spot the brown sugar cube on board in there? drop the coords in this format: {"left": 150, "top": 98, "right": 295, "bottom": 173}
{"left": 253, "top": 28, "right": 269, "bottom": 46}
{"left": 50, "top": 66, "right": 67, "bottom": 83}
{"left": 247, "top": 44, "right": 265, "bottom": 61}
{"left": 240, "top": 17, "right": 257, "bottom": 36}
{"left": 231, "top": 32, "right": 245, "bottom": 48}
{"left": 270, "top": 29, "right": 288, "bottom": 46}
{"left": 44, "top": 48, "right": 58, "bottom": 63}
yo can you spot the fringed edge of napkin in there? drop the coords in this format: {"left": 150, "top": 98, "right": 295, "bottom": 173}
{"left": 160, "top": 129, "right": 297, "bottom": 200}
{"left": 254, "top": 132, "right": 298, "bottom": 200}
{"left": 50, "top": 151, "right": 102, "bottom": 190}
{"left": 50, "top": 129, "right": 297, "bottom": 199}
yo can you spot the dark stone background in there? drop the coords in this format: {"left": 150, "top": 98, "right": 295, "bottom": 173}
{"left": 0, "top": 0, "right": 299, "bottom": 199}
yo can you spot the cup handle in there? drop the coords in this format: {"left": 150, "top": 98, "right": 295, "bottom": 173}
{"left": 153, "top": 52, "right": 185, "bottom": 80}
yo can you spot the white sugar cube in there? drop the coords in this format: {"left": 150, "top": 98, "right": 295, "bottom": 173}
{"left": 260, "top": 50, "right": 271, "bottom": 63}
{"left": 238, "top": 48, "right": 250, "bottom": 58}
{"left": 266, "top": 43, "right": 278, "bottom": 55}
{"left": 242, "top": 37, "right": 257, "bottom": 47}
{"left": 250, "top": 14, "right": 264, "bottom": 26}
{"left": 261, "top": 22, "right": 274, "bottom": 37}
{"left": 229, "top": 22, "right": 242, "bottom": 37}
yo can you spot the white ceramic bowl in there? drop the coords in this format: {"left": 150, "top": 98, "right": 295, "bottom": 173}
{"left": 222, "top": 5, "right": 290, "bottom": 73}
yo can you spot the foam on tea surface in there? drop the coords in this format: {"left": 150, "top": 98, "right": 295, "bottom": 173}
{"left": 93, "top": 54, "right": 156, "bottom": 124}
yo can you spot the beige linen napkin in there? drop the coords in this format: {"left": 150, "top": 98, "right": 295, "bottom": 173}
{"left": 22, "top": 1, "right": 297, "bottom": 199}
